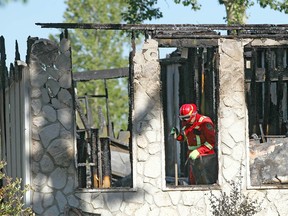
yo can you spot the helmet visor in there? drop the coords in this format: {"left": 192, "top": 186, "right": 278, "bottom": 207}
{"left": 179, "top": 114, "right": 192, "bottom": 121}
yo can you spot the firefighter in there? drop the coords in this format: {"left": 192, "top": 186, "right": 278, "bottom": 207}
{"left": 170, "top": 103, "right": 216, "bottom": 184}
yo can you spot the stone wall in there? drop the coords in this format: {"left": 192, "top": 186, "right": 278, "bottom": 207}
{"left": 28, "top": 38, "right": 288, "bottom": 216}
{"left": 218, "top": 38, "right": 288, "bottom": 216}
{"left": 29, "top": 38, "right": 77, "bottom": 215}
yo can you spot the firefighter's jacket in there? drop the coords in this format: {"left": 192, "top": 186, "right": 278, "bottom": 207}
{"left": 176, "top": 113, "right": 215, "bottom": 155}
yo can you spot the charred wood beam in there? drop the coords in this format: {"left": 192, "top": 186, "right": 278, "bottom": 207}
{"left": 73, "top": 67, "right": 129, "bottom": 81}
{"left": 276, "top": 48, "right": 284, "bottom": 134}
{"left": 100, "top": 138, "right": 112, "bottom": 188}
{"left": 77, "top": 131, "right": 87, "bottom": 188}
{"left": 245, "top": 68, "right": 288, "bottom": 82}
{"left": 250, "top": 48, "right": 257, "bottom": 135}
{"left": 197, "top": 48, "right": 204, "bottom": 110}
{"left": 0, "top": 36, "right": 6, "bottom": 90}
{"left": 91, "top": 129, "right": 99, "bottom": 188}
{"left": 263, "top": 49, "right": 272, "bottom": 135}
{"left": 157, "top": 38, "right": 218, "bottom": 48}
{"left": 154, "top": 34, "right": 288, "bottom": 39}
{"left": 109, "top": 137, "right": 129, "bottom": 151}
{"left": 36, "top": 23, "right": 288, "bottom": 39}
{"left": 204, "top": 47, "right": 215, "bottom": 118}
{"left": 36, "top": 23, "right": 288, "bottom": 31}
{"left": 75, "top": 96, "right": 91, "bottom": 135}
{"left": 159, "top": 57, "right": 187, "bottom": 64}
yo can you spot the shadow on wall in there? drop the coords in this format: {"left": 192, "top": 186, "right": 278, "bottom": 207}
{"left": 29, "top": 38, "right": 76, "bottom": 215}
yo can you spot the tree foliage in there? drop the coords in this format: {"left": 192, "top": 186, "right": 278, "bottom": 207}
{"left": 218, "top": 0, "right": 254, "bottom": 24}
{"left": 123, "top": 0, "right": 288, "bottom": 24}
{"left": 122, "top": 0, "right": 163, "bottom": 24}
{"left": 174, "top": 0, "right": 288, "bottom": 24}
{"left": 62, "top": 0, "right": 130, "bottom": 135}
{"left": 0, "top": 0, "right": 26, "bottom": 6}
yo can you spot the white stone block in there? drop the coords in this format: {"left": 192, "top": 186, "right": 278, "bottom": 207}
{"left": 138, "top": 148, "right": 149, "bottom": 162}
{"left": 144, "top": 156, "right": 161, "bottom": 178}
{"left": 135, "top": 203, "right": 150, "bottom": 216}
{"left": 159, "top": 207, "right": 178, "bottom": 216}
{"left": 154, "top": 192, "right": 172, "bottom": 207}
{"left": 142, "top": 39, "right": 158, "bottom": 50}
{"left": 104, "top": 193, "right": 123, "bottom": 212}
{"left": 168, "top": 191, "right": 181, "bottom": 205}
{"left": 148, "top": 143, "right": 161, "bottom": 155}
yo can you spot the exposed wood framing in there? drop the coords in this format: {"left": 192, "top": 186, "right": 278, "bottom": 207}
{"left": 73, "top": 67, "right": 129, "bottom": 81}
{"left": 36, "top": 23, "right": 288, "bottom": 39}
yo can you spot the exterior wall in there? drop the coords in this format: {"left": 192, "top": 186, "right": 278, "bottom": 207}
{"left": 29, "top": 38, "right": 77, "bottom": 216}
{"left": 29, "top": 38, "right": 288, "bottom": 216}
{"left": 218, "top": 38, "right": 288, "bottom": 216}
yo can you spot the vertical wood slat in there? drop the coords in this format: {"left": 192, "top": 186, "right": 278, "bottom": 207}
{"left": 91, "top": 129, "right": 99, "bottom": 188}
{"left": 0, "top": 38, "right": 26, "bottom": 181}
{"left": 15, "top": 47, "right": 23, "bottom": 181}
{"left": 181, "top": 48, "right": 197, "bottom": 104}
{"left": 77, "top": 131, "right": 87, "bottom": 188}
{"left": 191, "top": 48, "right": 199, "bottom": 105}
{"left": 214, "top": 47, "right": 220, "bottom": 133}
{"left": 0, "top": 36, "right": 6, "bottom": 162}
{"left": 178, "top": 63, "right": 187, "bottom": 175}
{"left": 286, "top": 49, "right": 288, "bottom": 134}
{"left": 264, "top": 49, "right": 272, "bottom": 135}
{"left": 22, "top": 65, "right": 31, "bottom": 205}
{"left": 100, "top": 137, "right": 111, "bottom": 188}
{"left": 276, "top": 48, "right": 284, "bottom": 134}
{"left": 5, "top": 70, "right": 12, "bottom": 176}
{"left": 97, "top": 134, "right": 103, "bottom": 188}
{"left": 197, "top": 48, "right": 204, "bottom": 112}
{"left": 10, "top": 66, "right": 17, "bottom": 179}
{"left": 257, "top": 51, "right": 264, "bottom": 135}
{"left": 204, "top": 47, "right": 215, "bottom": 119}
{"left": 250, "top": 48, "right": 258, "bottom": 135}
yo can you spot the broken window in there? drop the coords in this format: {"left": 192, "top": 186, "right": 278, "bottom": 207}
{"left": 160, "top": 44, "right": 219, "bottom": 187}
{"left": 73, "top": 68, "right": 132, "bottom": 190}
{"left": 245, "top": 45, "right": 288, "bottom": 187}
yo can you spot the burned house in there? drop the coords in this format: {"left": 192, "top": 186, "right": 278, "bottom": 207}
{"left": 1, "top": 24, "right": 288, "bottom": 215}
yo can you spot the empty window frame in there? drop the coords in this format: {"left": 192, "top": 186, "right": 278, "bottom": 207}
{"left": 245, "top": 45, "right": 288, "bottom": 187}
{"left": 73, "top": 70, "right": 132, "bottom": 190}
{"left": 160, "top": 46, "right": 219, "bottom": 188}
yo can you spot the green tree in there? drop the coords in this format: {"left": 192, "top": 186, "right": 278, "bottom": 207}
{"left": 61, "top": 0, "right": 166, "bottom": 136}
{"left": 122, "top": 0, "right": 163, "bottom": 24}
{"left": 61, "top": 0, "right": 131, "bottom": 136}
{"left": 123, "top": 0, "right": 288, "bottom": 24}
{"left": 174, "top": 0, "right": 288, "bottom": 24}
{"left": 0, "top": 0, "right": 27, "bottom": 6}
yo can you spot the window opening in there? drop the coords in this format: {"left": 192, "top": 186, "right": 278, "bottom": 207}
{"left": 160, "top": 46, "right": 219, "bottom": 187}
{"left": 245, "top": 46, "right": 288, "bottom": 187}
{"left": 73, "top": 70, "right": 132, "bottom": 190}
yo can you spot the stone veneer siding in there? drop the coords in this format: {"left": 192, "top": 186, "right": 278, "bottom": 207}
{"left": 29, "top": 38, "right": 288, "bottom": 216}
{"left": 30, "top": 38, "right": 77, "bottom": 216}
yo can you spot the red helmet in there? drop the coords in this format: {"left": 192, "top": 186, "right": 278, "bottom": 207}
{"left": 179, "top": 104, "right": 197, "bottom": 121}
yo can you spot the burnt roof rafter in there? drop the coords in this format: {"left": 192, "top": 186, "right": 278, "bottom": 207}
{"left": 36, "top": 23, "right": 288, "bottom": 39}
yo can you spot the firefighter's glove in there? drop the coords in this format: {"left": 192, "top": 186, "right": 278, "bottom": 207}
{"left": 170, "top": 127, "right": 179, "bottom": 135}
{"left": 170, "top": 127, "right": 179, "bottom": 139}
{"left": 189, "top": 150, "right": 200, "bottom": 160}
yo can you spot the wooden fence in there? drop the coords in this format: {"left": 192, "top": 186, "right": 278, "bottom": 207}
{"left": 0, "top": 36, "right": 30, "bottom": 187}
